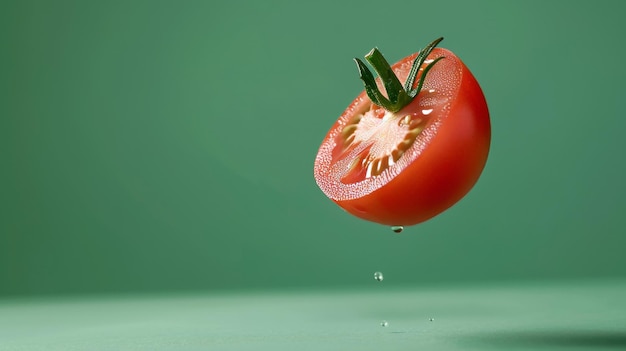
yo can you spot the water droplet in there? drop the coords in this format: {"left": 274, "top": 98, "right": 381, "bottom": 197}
{"left": 374, "top": 271, "right": 384, "bottom": 282}
{"left": 421, "top": 109, "right": 433, "bottom": 115}
{"left": 381, "top": 320, "right": 389, "bottom": 327}
{"left": 391, "top": 226, "right": 403, "bottom": 233}
{"left": 429, "top": 318, "right": 435, "bottom": 322}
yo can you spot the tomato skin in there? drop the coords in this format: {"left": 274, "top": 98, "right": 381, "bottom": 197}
{"left": 315, "top": 48, "right": 490, "bottom": 226}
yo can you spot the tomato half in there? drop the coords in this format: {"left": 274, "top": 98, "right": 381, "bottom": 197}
{"left": 314, "top": 38, "right": 490, "bottom": 227}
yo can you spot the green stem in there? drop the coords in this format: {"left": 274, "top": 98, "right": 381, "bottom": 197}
{"left": 354, "top": 37, "right": 445, "bottom": 113}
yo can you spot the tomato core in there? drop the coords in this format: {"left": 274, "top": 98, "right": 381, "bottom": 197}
{"left": 335, "top": 102, "right": 434, "bottom": 184}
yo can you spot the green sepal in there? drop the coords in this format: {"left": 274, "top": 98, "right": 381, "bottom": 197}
{"left": 364, "top": 48, "right": 411, "bottom": 110}
{"left": 354, "top": 58, "right": 390, "bottom": 108}
{"left": 408, "top": 56, "right": 444, "bottom": 98}
{"left": 404, "top": 37, "right": 444, "bottom": 93}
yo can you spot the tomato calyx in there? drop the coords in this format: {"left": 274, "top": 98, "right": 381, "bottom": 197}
{"left": 354, "top": 37, "right": 445, "bottom": 113}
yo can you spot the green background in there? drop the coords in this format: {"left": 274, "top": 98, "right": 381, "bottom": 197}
{"left": 1, "top": 0, "right": 625, "bottom": 298}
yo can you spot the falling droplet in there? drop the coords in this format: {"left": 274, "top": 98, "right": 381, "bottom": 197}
{"left": 381, "top": 320, "right": 389, "bottom": 327}
{"left": 391, "top": 226, "right": 404, "bottom": 233}
{"left": 374, "top": 271, "right": 384, "bottom": 282}
{"left": 429, "top": 318, "right": 435, "bottom": 322}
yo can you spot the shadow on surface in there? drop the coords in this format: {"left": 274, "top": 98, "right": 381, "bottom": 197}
{"left": 459, "top": 330, "right": 626, "bottom": 349}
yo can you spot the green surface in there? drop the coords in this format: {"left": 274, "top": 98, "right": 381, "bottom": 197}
{"left": 1, "top": 0, "right": 626, "bottom": 297}
{"left": 1, "top": 279, "right": 625, "bottom": 350}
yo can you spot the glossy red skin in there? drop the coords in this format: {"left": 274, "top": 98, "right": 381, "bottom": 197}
{"left": 315, "top": 48, "right": 490, "bottom": 226}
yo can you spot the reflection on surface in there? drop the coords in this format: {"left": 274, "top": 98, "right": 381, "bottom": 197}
{"left": 459, "top": 329, "right": 626, "bottom": 349}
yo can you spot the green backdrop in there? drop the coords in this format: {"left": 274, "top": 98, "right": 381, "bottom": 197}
{"left": 1, "top": 0, "right": 625, "bottom": 297}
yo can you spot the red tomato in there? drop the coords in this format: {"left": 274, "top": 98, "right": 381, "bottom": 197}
{"left": 314, "top": 38, "right": 490, "bottom": 227}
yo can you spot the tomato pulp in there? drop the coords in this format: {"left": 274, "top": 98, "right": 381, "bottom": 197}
{"left": 314, "top": 40, "right": 490, "bottom": 227}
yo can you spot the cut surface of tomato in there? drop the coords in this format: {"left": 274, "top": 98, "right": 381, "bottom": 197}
{"left": 314, "top": 39, "right": 490, "bottom": 227}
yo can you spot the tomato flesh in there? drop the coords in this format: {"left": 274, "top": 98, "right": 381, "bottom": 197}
{"left": 314, "top": 48, "right": 490, "bottom": 226}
